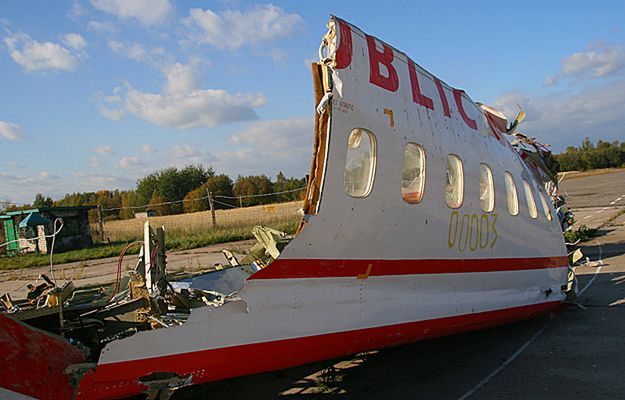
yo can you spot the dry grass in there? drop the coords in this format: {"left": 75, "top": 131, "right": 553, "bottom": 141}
{"left": 558, "top": 168, "right": 625, "bottom": 181}
{"left": 96, "top": 200, "right": 304, "bottom": 242}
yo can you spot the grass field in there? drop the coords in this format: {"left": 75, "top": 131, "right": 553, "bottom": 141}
{"left": 0, "top": 201, "right": 303, "bottom": 270}
{"left": 98, "top": 200, "right": 303, "bottom": 242}
{"left": 558, "top": 167, "right": 625, "bottom": 180}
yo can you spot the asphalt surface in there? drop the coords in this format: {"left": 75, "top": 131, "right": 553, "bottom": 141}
{"left": 0, "top": 240, "right": 255, "bottom": 297}
{"left": 172, "top": 170, "right": 625, "bottom": 400}
{"left": 559, "top": 169, "right": 625, "bottom": 209}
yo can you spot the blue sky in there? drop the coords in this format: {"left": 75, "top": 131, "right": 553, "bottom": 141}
{"left": 1, "top": 1, "right": 625, "bottom": 204}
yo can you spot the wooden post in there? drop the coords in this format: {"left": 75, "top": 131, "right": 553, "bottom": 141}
{"left": 97, "top": 206, "right": 105, "bottom": 242}
{"left": 208, "top": 191, "right": 216, "bottom": 228}
{"left": 239, "top": 195, "right": 243, "bottom": 208}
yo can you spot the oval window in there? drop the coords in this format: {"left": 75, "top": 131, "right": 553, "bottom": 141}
{"left": 402, "top": 143, "right": 426, "bottom": 204}
{"left": 539, "top": 192, "right": 553, "bottom": 221}
{"left": 523, "top": 179, "right": 538, "bottom": 219}
{"left": 504, "top": 172, "right": 519, "bottom": 216}
{"left": 445, "top": 154, "right": 464, "bottom": 208}
{"left": 344, "top": 128, "right": 377, "bottom": 197}
{"left": 479, "top": 164, "right": 494, "bottom": 212}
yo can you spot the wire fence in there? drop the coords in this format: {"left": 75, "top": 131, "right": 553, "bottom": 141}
{"left": 101, "top": 187, "right": 306, "bottom": 212}
{"left": 92, "top": 200, "right": 304, "bottom": 242}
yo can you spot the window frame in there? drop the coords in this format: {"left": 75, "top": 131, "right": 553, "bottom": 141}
{"left": 539, "top": 191, "right": 553, "bottom": 221}
{"left": 401, "top": 142, "right": 426, "bottom": 204}
{"left": 504, "top": 171, "right": 519, "bottom": 216}
{"left": 343, "top": 128, "right": 377, "bottom": 198}
{"left": 479, "top": 163, "right": 495, "bottom": 213}
{"left": 445, "top": 154, "right": 464, "bottom": 209}
{"left": 523, "top": 179, "right": 538, "bottom": 219}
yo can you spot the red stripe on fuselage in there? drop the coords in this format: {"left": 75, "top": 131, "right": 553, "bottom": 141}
{"left": 248, "top": 256, "right": 569, "bottom": 280}
{"left": 75, "top": 301, "right": 561, "bottom": 399}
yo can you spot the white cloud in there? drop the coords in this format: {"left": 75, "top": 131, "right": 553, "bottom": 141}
{"left": 0, "top": 169, "right": 135, "bottom": 204}
{"left": 91, "top": 0, "right": 173, "bottom": 26}
{"left": 0, "top": 121, "right": 23, "bottom": 140}
{"left": 216, "top": 117, "right": 312, "bottom": 176}
{"left": 140, "top": 144, "right": 157, "bottom": 154}
{"left": 3, "top": 161, "right": 24, "bottom": 170}
{"left": 268, "top": 48, "right": 286, "bottom": 64}
{"left": 164, "top": 62, "right": 199, "bottom": 94}
{"left": 68, "top": 1, "right": 88, "bottom": 19}
{"left": 117, "top": 156, "right": 146, "bottom": 169}
{"left": 93, "top": 145, "right": 114, "bottom": 156}
{"left": 90, "top": 156, "right": 101, "bottom": 167}
{"left": 99, "top": 62, "right": 266, "bottom": 129}
{"left": 185, "top": 4, "right": 303, "bottom": 49}
{"left": 123, "top": 87, "right": 265, "bottom": 129}
{"left": 108, "top": 40, "right": 165, "bottom": 63}
{"left": 4, "top": 31, "right": 79, "bottom": 72}
{"left": 88, "top": 20, "right": 117, "bottom": 33}
{"left": 99, "top": 107, "right": 126, "bottom": 121}
{"left": 547, "top": 45, "right": 625, "bottom": 85}
{"left": 167, "top": 144, "right": 215, "bottom": 165}
{"left": 492, "top": 78, "right": 625, "bottom": 150}
{"left": 62, "top": 33, "right": 87, "bottom": 50}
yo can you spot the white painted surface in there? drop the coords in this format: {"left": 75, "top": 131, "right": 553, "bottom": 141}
{"left": 97, "top": 17, "right": 569, "bottom": 368}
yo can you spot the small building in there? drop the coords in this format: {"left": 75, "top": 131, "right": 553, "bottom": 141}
{"left": 0, "top": 206, "right": 96, "bottom": 255}
{"left": 134, "top": 209, "right": 157, "bottom": 219}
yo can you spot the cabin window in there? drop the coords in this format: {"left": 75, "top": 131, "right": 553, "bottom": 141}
{"left": 401, "top": 143, "right": 426, "bottom": 204}
{"left": 504, "top": 172, "right": 519, "bottom": 216}
{"left": 479, "top": 164, "right": 494, "bottom": 212}
{"left": 445, "top": 154, "right": 464, "bottom": 208}
{"left": 523, "top": 179, "right": 538, "bottom": 219}
{"left": 539, "top": 192, "right": 553, "bottom": 221}
{"left": 344, "top": 128, "right": 377, "bottom": 197}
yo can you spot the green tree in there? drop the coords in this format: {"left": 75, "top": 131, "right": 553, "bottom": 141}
{"left": 136, "top": 164, "right": 214, "bottom": 215}
{"left": 148, "top": 192, "right": 170, "bottom": 216}
{"left": 233, "top": 175, "right": 274, "bottom": 206}
{"left": 120, "top": 191, "right": 141, "bottom": 219}
{"left": 274, "top": 171, "right": 306, "bottom": 202}
{"left": 184, "top": 174, "right": 236, "bottom": 212}
{"left": 33, "top": 193, "right": 53, "bottom": 208}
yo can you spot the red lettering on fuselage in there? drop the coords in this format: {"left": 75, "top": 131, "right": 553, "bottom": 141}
{"left": 366, "top": 35, "right": 399, "bottom": 92}
{"left": 408, "top": 60, "right": 434, "bottom": 110}
{"left": 434, "top": 78, "right": 452, "bottom": 118}
{"left": 453, "top": 89, "right": 478, "bottom": 130}
{"left": 334, "top": 20, "right": 352, "bottom": 69}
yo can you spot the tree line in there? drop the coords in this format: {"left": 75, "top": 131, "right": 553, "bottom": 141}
{"left": 555, "top": 138, "right": 625, "bottom": 172}
{"left": 5, "top": 165, "right": 306, "bottom": 221}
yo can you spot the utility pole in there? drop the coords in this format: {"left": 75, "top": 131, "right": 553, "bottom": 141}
{"left": 207, "top": 190, "right": 216, "bottom": 228}
{"left": 97, "top": 206, "right": 105, "bottom": 242}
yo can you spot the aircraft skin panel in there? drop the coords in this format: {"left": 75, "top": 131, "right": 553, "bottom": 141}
{"left": 78, "top": 267, "right": 564, "bottom": 398}
{"left": 73, "top": 17, "right": 569, "bottom": 399}
{"left": 94, "top": 266, "right": 566, "bottom": 364}
{"left": 280, "top": 17, "right": 565, "bottom": 262}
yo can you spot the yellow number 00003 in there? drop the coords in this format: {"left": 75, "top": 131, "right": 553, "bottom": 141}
{"left": 447, "top": 211, "right": 498, "bottom": 252}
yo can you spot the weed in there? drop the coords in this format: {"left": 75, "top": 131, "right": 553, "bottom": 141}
{"left": 0, "top": 218, "right": 300, "bottom": 271}
{"left": 564, "top": 224, "right": 597, "bottom": 243}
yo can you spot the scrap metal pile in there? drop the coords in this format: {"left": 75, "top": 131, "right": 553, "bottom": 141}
{"left": 0, "top": 222, "right": 292, "bottom": 362}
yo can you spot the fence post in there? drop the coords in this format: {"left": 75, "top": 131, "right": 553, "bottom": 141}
{"left": 239, "top": 195, "right": 243, "bottom": 208}
{"left": 208, "top": 190, "right": 216, "bottom": 228}
{"left": 97, "top": 206, "right": 105, "bottom": 242}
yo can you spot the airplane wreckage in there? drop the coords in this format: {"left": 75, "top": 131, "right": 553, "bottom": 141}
{"left": 1, "top": 17, "right": 579, "bottom": 400}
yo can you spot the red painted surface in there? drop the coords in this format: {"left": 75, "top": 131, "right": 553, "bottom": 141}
{"left": 408, "top": 60, "right": 434, "bottom": 110}
{"left": 453, "top": 89, "right": 478, "bottom": 130}
{"left": 0, "top": 314, "right": 86, "bottom": 400}
{"left": 334, "top": 19, "right": 353, "bottom": 69}
{"left": 75, "top": 301, "right": 561, "bottom": 399}
{"left": 248, "top": 256, "right": 569, "bottom": 280}
{"left": 366, "top": 34, "right": 399, "bottom": 92}
{"left": 434, "top": 78, "right": 452, "bottom": 118}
